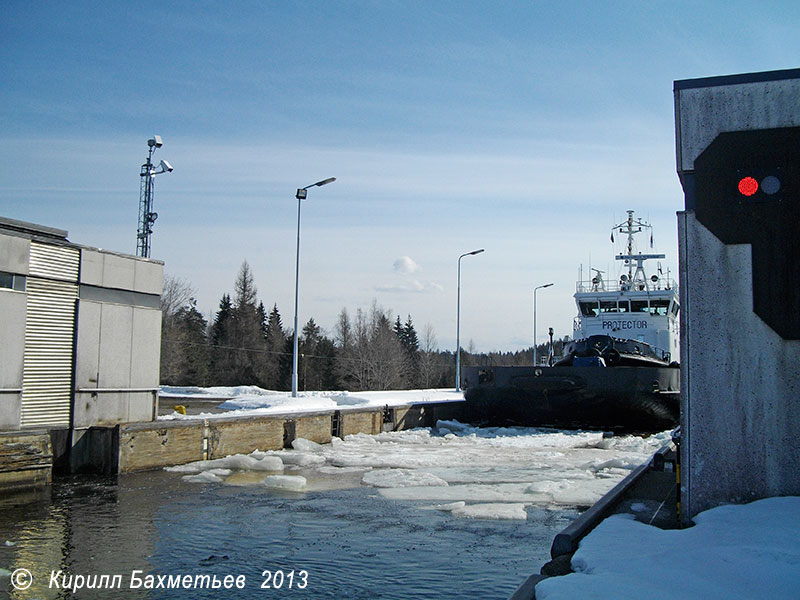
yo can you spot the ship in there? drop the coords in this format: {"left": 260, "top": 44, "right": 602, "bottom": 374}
{"left": 462, "top": 211, "right": 680, "bottom": 432}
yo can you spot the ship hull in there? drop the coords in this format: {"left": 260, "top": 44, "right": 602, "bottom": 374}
{"left": 462, "top": 365, "right": 679, "bottom": 432}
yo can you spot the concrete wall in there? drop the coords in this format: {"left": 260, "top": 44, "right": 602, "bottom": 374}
{"left": 0, "top": 430, "right": 52, "bottom": 491}
{"left": 0, "top": 291, "right": 26, "bottom": 430}
{"left": 678, "top": 212, "right": 800, "bottom": 517}
{"left": 0, "top": 222, "right": 162, "bottom": 453}
{"left": 80, "top": 248, "right": 163, "bottom": 295}
{"left": 73, "top": 248, "right": 163, "bottom": 429}
{"left": 675, "top": 70, "right": 800, "bottom": 519}
{"left": 0, "top": 233, "right": 29, "bottom": 274}
{"left": 0, "top": 234, "right": 28, "bottom": 430}
{"left": 675, "top": 72, "right": 800, "bottom": 175}
{"left": 74, "top": 301, "right": 161, "bottom": 427}
{"left": 341, "top": 410, "right": 382, "bottom": 437}
{"left": 116, "top": 402, "right": 464, "bottom": 474}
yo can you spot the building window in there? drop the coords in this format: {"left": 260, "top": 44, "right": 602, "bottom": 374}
{"left": 0, "top": 271, "right": 26, "bottom": 291}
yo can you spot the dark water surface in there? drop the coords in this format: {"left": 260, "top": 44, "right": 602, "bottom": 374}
{"left": 0, "top": 472, "right": 577, "bottom": 599}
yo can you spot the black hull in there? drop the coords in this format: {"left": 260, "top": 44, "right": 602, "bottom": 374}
{"left": 462, "top": 365, "right": 679, "bottom": 433}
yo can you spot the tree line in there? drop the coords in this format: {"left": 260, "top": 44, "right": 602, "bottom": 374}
{"left": 160, "top": 261, "right": 567, "bottom": 390}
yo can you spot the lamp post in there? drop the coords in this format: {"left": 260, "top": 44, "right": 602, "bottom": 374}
{"left": 291, "top": 177, "right": 336, "bottom": 398}
{"left": 456, "top": 248, "right": 484, "bottom": 391}
{"left": 533, "top": 283, "right": 554, "bottom": 366}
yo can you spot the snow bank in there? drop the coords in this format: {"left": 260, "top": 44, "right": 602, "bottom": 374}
{"left": 535, "top": 496, "right": 800, "bottom": 600}
{"left": 158, "top": 387, "right": 464, "bottom": 420}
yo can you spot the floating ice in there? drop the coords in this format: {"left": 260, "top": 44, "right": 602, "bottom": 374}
{"left": 291, "top": 438, "right": 324, "bottom": 452}
{"left": 317, "top": 465, "right": 372, "bottom": 475}
{"left": 452, "top": 503, "right": 528, "bottom": 520}
{"left": 163, "top": 415, "right": 671, "bottom": 520}
{"left": 263, "top": 475, "right": 307, "bottom": 492}
{"left": 423, "top": 501, "right": 467, "bottom": 512}
{"left": 361, "top": 469, "right": 449, "bottom": 488}
{"left": 183, "top": 470, "right": 230, "bottom": 484}
{"left": 166, "top": 454, "right": 283, "bottom": 474}
{"left": 273, "top": 452, "right": 326, "bottom": 467}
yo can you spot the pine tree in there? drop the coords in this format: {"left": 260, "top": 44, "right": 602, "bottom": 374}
{"left": 299, "top": 318, "right": 321, "bottom": 390}
{"left": 401, "top": 315, "right": 421, "bottom": 387}
{"left": 298, "top": 318, "right": 337, "bottom": 391}
{"left": 263, "top": 304, "right": 287, "bottom": 389}
{"left": 172, "top": 301, "right": 209, "bottom": 385}
{"left": 230, "top": 261, "right": 267, "bottom": 385}
{"left": 209, "top": 294, "right": 235, "bottom": 384}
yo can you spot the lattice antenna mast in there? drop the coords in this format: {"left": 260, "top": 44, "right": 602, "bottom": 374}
{"left": 136, "top": 136, "right": 172, "bottom": 258}
{"left": 611, "top": 209, "right": 654, "bottom": 280}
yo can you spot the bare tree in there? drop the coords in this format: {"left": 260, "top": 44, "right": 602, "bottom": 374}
{"left": 161, "top": 274, "right": 195, "bottom": 326}
{"left": 334, "top": 302, "right": 406, "bottom": 391}
{"left": 160, "top": 274, "right": 208, "bottom": 385}
{"left": 418, "top": 323, "right": 443, "bottom": 388}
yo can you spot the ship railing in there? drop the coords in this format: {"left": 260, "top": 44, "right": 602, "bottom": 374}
{"left": 576, "top": 277, "right": 677, "bottom": 294}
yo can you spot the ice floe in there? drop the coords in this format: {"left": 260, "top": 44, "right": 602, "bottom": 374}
{"left": 164, "top": 420, "right": 670, "bottom": 521}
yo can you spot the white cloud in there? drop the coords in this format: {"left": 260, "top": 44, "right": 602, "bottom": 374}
{"left": 375, "top": 280, "right": 443, "bottom": 294}
{"left": 393, "top": 256, "right": 420, "bottom": 274}
{"left": 377, "top": 257, "right": 442, "bottom": 295}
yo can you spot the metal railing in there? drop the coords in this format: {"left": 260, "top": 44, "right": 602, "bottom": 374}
{"left": 576, "top": 277, "right": 677, "bottom": 294}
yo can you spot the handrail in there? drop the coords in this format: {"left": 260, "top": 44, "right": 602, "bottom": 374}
{"left": 76, "top": 387, "right": 159, "bottom": 393}
{"left": 576, "top": 278, "right": 678, "bottom": 294}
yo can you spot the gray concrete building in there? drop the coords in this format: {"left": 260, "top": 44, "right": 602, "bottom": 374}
{"left": 674, "top": 69, "right": 800, "bottom": 520}
{"left": 0, "top": 216, "right": 162, "bottom": 470}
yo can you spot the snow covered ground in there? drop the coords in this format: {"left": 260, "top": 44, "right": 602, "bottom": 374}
{"left": 535, "top": 495, "right": 800, "bottom": 599}
{"left": 158, "top": 386, "right": 463, "bottom": 419}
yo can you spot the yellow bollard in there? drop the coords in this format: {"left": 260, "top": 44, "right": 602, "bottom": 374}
{"left": 174, "top": 405, "right": 186, "bottom": 415}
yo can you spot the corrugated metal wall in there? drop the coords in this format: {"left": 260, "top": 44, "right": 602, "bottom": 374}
{"left": 20, "top": 242, "right": 79, "bottom": 427}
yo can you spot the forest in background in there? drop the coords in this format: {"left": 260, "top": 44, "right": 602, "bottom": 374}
{"left": 160, "top": 261, "right": 568, "bottom": 391}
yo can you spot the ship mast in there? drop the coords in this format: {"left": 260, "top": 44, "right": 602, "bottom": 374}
{"left": 612, "top": 210, "right": 663, "bottom": 289}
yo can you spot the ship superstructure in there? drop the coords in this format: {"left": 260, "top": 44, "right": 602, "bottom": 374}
{"left": 573, "top": 210, "right": 680, "bottom": 363}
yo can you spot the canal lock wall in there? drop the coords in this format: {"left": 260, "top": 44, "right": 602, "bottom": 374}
{"left": 0, "top": 401, "right": 465, "bottom": 491}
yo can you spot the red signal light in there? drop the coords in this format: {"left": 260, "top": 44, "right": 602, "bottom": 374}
{"left": 738, "top": 176, "right": 759, "bottom": 196}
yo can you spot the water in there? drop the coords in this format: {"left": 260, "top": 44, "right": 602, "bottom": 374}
{"left": 0, "top": 472, "right": 577, "bottom": 599}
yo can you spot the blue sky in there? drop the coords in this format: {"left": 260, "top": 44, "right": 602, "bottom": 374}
{"left": 2, "top": 1, "right": 799, "bottom": 351}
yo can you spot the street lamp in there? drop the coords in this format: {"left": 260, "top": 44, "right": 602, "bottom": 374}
{"left": 291, "top": 177, "right": 336, "bottom": 398}
{"left": 533, "top": 283, "right": 554, "bottom": 365}
{"left": 456, "top": 248, "right": 484, "bottom": 392}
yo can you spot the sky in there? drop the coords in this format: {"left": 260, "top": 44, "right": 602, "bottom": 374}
{"left": 2, "top": 1, "right": 799, "bottom": 351}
